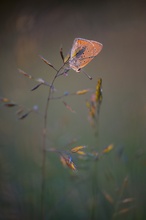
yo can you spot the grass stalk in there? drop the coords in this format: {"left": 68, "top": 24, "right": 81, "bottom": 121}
{"left": 40, "top": 63, "right": 66, "bottom": 219}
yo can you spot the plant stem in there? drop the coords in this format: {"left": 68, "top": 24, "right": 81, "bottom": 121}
{"left": 41, "top": 63, "right": 66, "bottom": 220}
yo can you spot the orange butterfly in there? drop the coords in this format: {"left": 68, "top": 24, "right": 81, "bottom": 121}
{"left": 69, "top": 38, "right": 103, "bottom": 72}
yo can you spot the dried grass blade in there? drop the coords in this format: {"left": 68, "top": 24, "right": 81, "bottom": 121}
{"left": 0, "top": 97, "right": 10, "bottom": 103}
{"left": 18, "top": 111, "right": 31, "bottom": 119}
{"left": 4, "top": 103, "right": 17, "bottom": 107}
{"left": 18, "top": 68, "right": 33, "bottom": 79}
{"left": 62, "top": 101, "right": 76, "bottom": 113}
{"left": 60, "top": 47, "right": 64, "bottom": 62}
{"left": 76, "top": 89, "right": 90, "bottom": 95}
{"left": 31, "top": 83, "right": 42, "bottom": 91}
{"left": 71, "top": 145, "right": 86, "bottom": 153}
{"left": 103, "top": 190, "right": 114, "bottom": 204}
{"left": 39, "top": 55, "right": 57, "bottom": 71}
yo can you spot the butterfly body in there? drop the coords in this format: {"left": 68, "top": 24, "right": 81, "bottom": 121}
{"left": 69, "top": 38, "right": 103, "bottom": 72}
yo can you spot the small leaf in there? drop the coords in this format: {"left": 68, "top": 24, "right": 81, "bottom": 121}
{"left": 76, "top": 89, "right": 90, "bottom": 95}
{"left": 60, "top": 155, "right": 67, "bottom": 167}
{"left": 76, "top": 150, "right": 86, "bottom": 155}
{"left": 18, "top": 68, "right": 33, "bottom": 79}
{"left": 95, "top": 78, "right": 102, "bottom": 103}
{"left": 67, "top": 160, "right": 77, "bottom": 171}
{"left": 0, "top": 97, "right": 10, "bottom": 103}
{"left": 60, "top": 155, "right": 77, "bottom": 171}
{"left": 36, "top": 78, "right": 45, "bottom": 84}
{"left": 102, "top": 144, "right": 114, "bottom": 154}
{"left": 16, "top": 107, "right": 24, "bottom": 115}
{"left": 36, "top": 78, "right": 51, "bottom": 87}
{"left": 62, "top": 101, "right": 76, "bottom": 113}
{"left": 39, "top": 55, "right": 52, "bottom": 66}
{"left": 71, "top": 145, "right": 86, "bottom": 153}
{"left": 31, "top": 83, "right": 42, "bottom": 91}
{"left": 64, "top": 53, "right": 70, "bottom": 63}
{"left": 65, "top": 157, "right": 77, "bottom": 171}
{"left": 103, "top": 191, "right": 114, "bottom": 204}
{"left": 60, "top": 47, "right": 64, "bottom": 62}
{"left": 89, "top": 105, "right": 96, "bottom": 118}
{"left": 121, "top": 198, "right": 135, "bottom": 204}
{"left": 18, "top": 112, "right": 30, "bottom": 119}
{"left": 4, "top": 103, "right": 17, "bottom": 107}
{"left": 39, "top": 55, "right": 57, "bottom": 71}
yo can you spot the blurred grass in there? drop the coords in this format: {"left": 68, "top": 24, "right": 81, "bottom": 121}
{"left": 0, "top": 0, "right": 146, "bottom": 219}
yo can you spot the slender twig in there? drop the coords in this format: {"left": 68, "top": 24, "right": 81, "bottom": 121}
{"left": 41, "top": 63, "right": 67, "bottom": 220}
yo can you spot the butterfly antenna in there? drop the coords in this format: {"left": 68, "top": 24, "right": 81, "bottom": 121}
{"left": 81, "top": 69, "right": 92, "bottom": 80}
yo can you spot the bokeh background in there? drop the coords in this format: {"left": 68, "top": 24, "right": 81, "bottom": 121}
{"left": 0, "top": 0, "right": 146, "bottom": 219}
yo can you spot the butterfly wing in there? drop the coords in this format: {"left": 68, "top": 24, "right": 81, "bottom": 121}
{"left": 69, "top": 38, "right": 103, "bottom": 72}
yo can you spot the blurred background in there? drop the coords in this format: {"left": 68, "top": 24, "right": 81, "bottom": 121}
{"left": 0, "top": 0, "right": 146, "bottom": 219}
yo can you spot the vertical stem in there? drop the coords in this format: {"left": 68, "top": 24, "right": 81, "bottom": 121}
{"left": 90, "top": 161, "right": 98, "bottom": 220}
{"left": 40, "top": 89, "right": 51, "bottom": 220}
{"left": 40, "top": 64, "right": 66, "bottom": 220}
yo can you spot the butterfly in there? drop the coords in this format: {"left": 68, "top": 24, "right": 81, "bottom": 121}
{"left": 69, "top": 38, "right": 103, "bottom": 72}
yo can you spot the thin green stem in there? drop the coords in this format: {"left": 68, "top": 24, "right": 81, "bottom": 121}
{"left": 40, "top": 63, "right": 66, "bottom": 220}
